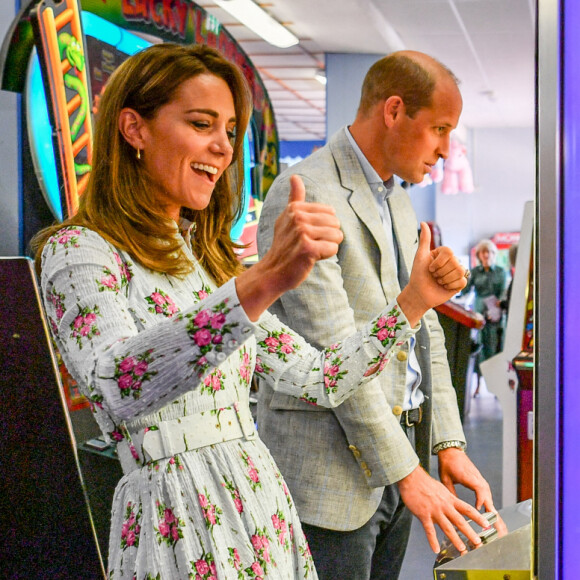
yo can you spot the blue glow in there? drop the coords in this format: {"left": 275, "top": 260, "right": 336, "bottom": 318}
{"left": 230, "top": 134, "right": 252, "bottom": 241}
{"left": 27, "top": 49, "right": 62, "bottom": 220}
{"left": 562, "top": 0, "right": 580, "bottom": 573}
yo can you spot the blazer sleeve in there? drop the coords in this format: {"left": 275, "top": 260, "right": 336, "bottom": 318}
{"left": 423, "top": 306, "right": 467, "bottom": 448}
{"left": 257, "top": 172, "right": 420, "bottom": 487}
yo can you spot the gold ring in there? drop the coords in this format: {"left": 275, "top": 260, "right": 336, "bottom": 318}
{"left": 464, "top": 268, "right": 471, "bottom": 279}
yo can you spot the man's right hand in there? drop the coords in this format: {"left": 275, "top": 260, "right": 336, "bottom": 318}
{"left": 397, "top": 465, "right": 492, "bottom": 554}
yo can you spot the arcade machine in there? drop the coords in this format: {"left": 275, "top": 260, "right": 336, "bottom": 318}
{"left": 512, "top": 239, "right": 534, "bottom": 502}
{"left": 480, "top": 200, "right": 534, "bottom": 507}
{"left": 0, "top": 0, "right": 279, "bottom": 573}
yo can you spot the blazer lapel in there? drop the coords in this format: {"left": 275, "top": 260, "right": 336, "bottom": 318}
{"left": 329, "top": 131, "right": 401, "bottom": 300}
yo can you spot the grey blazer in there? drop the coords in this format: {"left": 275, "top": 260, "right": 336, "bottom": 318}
{"left": 256, "top": 129, "right": 465, "bottom": 531}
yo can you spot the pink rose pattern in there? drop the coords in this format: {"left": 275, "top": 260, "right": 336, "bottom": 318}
{"left": 324, "top": 343, "right": 348, "bottom": 395}
{"left": 46, "top": 287, "right": 66, "bottom": 335}
{"left": 299, "top": 542, "right": 316, "bottom": 578}
{"left": 113, "top": 349, "right": 158, "bottom": 400}
{"left": 227, "top": 546, "right": 244, "bottom": 579}
{"left": 166, "top": 454, "right": 184, "bottom": 473}
{"left": 96, "top": 266, "right": 120, "bottom": 293}
{"left": 201, "top": 368, "right": 225, "bottom": 400}
{"left": 222, "top": 476, "right": 244, "bottom": 515}
{"left": 271, "top": 509, "right": 290, "bottom": 551}
{"left": 253, "top": 355, "right": 272, "bottom": 378}
{"left": 154, "top": 501, "right": 184, "bottom": 547}
{"left": 145, "top": 288, "right": 179, "bottom": 317}
{"left": 192, "top": 284, "right": 212, "bottom": 303}
{"left": 364, "top": 305, "right": 405, "bottom": 377}
{"left": 275, "top": 471, "right": 294, "bottom": 510}
{"left": 47, "top": 227, "right": 82, "bottom": 254}
{"left": 69, "top": 305, "right": 100, "bottom": 348}
{"left": 241, "top": 450, "right": 262, "bottom": 492}
{"left": 237, "top": 349, "right": 252, "bottom": 386}
{"left": 112, "top": 251, "right": 133, "bottom": 286}
{"left": 257, "top": 330, "right": 299, "bottom": 362}
{"left": 245, "top": 527, "right": 274, "bottom": 579}
{"left": 120, "top": 501, "right": 141, "bottom": 550}
{"left": 184, "top": 299, "right": 238, "bottom": 377}
{"left": 198, "top": 490, "right": 223, "bottom": 531}
{"left": 191, "top": 549, "right": 217, "bottom": 580}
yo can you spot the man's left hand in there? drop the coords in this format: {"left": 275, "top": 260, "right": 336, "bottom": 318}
{"left": 437, "top": 447, "right": 495, "bottom": 513}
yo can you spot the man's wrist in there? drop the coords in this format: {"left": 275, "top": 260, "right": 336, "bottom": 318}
{"left": 432, "top": 440, "right": 466, "bottom": 454}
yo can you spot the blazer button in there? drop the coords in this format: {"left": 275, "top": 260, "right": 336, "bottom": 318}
{"left": 397, "top": 351, "right": 407, "bottom": 362}
{"left": 364, "top": 469, "right": 372, "bottom": 478}
{"left": 392, "top": 405, "right": 403, "bottom": 416}
{"left": 360, "top": 461, "right": 368, "bottom": 470}
{"left": 348, "top": 444, "right": 361, "bottom": 458}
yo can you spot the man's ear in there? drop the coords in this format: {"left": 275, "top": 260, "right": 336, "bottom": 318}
{"left": 383, "top": 96, "right": 405, "bottom": 128}
{"left": 118, "top": 108, "right": 146, "bottom": 150}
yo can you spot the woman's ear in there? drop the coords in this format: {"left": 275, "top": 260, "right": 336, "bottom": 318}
{"left": 118, "top": 108, "right": 146, "bottom": 150}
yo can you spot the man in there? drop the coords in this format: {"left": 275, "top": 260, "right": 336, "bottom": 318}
{"left": 256, "top": 51, "right": 496, "bottom": 579}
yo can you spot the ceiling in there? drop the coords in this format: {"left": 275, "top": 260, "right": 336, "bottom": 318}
{"left": 200, "top": 0, "right": 536, "bottom": 142}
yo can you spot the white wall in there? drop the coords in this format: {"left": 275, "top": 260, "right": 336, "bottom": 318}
{"left": 0, "top": 1, "right": 21, "bottom": 256}
{"left": 435, "top": 127, "right": 535, "bottom": 256}
{"left": 326, "top": 52, "right": 381, "bottom": 139}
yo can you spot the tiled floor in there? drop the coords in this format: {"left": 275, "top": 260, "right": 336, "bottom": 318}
{"left": 399, "top": 376, "right": 504, "bottom": 579}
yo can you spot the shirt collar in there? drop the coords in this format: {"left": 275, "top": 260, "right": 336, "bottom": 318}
{"left": 344, "top": 126, "right": 395, "bottom": 201}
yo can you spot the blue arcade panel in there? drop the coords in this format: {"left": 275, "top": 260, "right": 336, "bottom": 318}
{"left": 562, "top": 0, "right": 580, "bottom": 574}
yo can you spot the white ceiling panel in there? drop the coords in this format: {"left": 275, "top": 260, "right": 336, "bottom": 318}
{"left": 199, "top": 0, "right": 535, "bottom": 140}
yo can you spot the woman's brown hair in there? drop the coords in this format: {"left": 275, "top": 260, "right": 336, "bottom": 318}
{"left": 32, "top": 43, "right": 253, "bottom": 285}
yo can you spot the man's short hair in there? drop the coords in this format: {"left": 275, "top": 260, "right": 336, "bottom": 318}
{"left": 357, "top": 53, "right": 458, "bottom": 118}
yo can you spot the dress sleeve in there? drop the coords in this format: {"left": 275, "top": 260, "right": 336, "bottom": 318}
{"left": 41, "top": 227, "right": 257, "bottom": 423}
{"left": 253, "top": 303, "right": 418, "bottom": 407}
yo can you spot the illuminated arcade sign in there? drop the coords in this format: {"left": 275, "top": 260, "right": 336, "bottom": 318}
{"left": 1, "top": 0, "right": 278, "bottom": 222}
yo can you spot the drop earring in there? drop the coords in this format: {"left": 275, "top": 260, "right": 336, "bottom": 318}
{"left": 136, "top": 148, "right": 141, "bottom": 160}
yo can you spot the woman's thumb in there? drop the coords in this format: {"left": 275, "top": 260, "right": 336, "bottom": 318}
{"left": 288, "top": 174, "right": 306, "bottom": 204}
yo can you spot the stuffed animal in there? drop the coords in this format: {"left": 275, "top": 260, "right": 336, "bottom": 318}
{"left": 441, "top": 139, "right": 474, "bottom": 194}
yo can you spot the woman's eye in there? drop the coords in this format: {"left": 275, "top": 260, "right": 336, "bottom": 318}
{"left": 227, "top": 129, "right": 237, "bottom": 141}
{"left": 192, "top": 121, "right": 209, "bottom": 129}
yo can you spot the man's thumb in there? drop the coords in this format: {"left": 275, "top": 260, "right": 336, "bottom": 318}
{"left": 418, "top": 222, "right": 432, "bottom": 256}
{"left": 288, "top": 174, "right": 306, "bottom": 204}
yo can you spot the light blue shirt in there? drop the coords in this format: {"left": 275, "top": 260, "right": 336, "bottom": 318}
{"left": 345, "top": 127, "right": 424, "bottom": 410}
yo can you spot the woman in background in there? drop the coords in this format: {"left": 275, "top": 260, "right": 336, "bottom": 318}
{"left": 462, "top": 239, "right": 507, "bottom": 395}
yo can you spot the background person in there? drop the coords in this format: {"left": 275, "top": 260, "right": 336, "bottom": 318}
{"left": 33, "top": 44, "right": 475, "bottom": 580}
{"left": 257, "top": 50, "right": 498, "bottom": 580}
{"left": 461, "top": 238, "right": 507, "bottom": 395}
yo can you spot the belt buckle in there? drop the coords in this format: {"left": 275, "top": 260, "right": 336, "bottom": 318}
{"left": 405, "top": 405, "right": 423, "bottom": 427}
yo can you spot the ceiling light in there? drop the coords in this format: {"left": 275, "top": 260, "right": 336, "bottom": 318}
{"left": 213, "top": 0, "right": 299, "bottom": 48}
{"left": 314, "top": 69, "right": 327, "bottom": 85}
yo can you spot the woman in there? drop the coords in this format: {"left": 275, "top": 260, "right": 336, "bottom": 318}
{"left": 34, "top": 44, "right": 469, "bottom": 579}
{"left": 462, "top": 239, "right": 507, "bottom": 393}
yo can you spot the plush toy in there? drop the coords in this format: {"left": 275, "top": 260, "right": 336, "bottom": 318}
{"left": 441, "top": 139, "right": 474, "bottom": 194}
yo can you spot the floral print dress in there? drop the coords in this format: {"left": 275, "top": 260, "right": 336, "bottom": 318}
{"left": 41, "top": 224, "right": 417, "bottom": 580}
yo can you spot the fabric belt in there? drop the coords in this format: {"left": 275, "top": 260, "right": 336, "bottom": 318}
{"left": 400, "top": 405, "right": 423, "bottom": 427}
{"left": 116, "top": 401, "right": 257, "bottom": 474}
